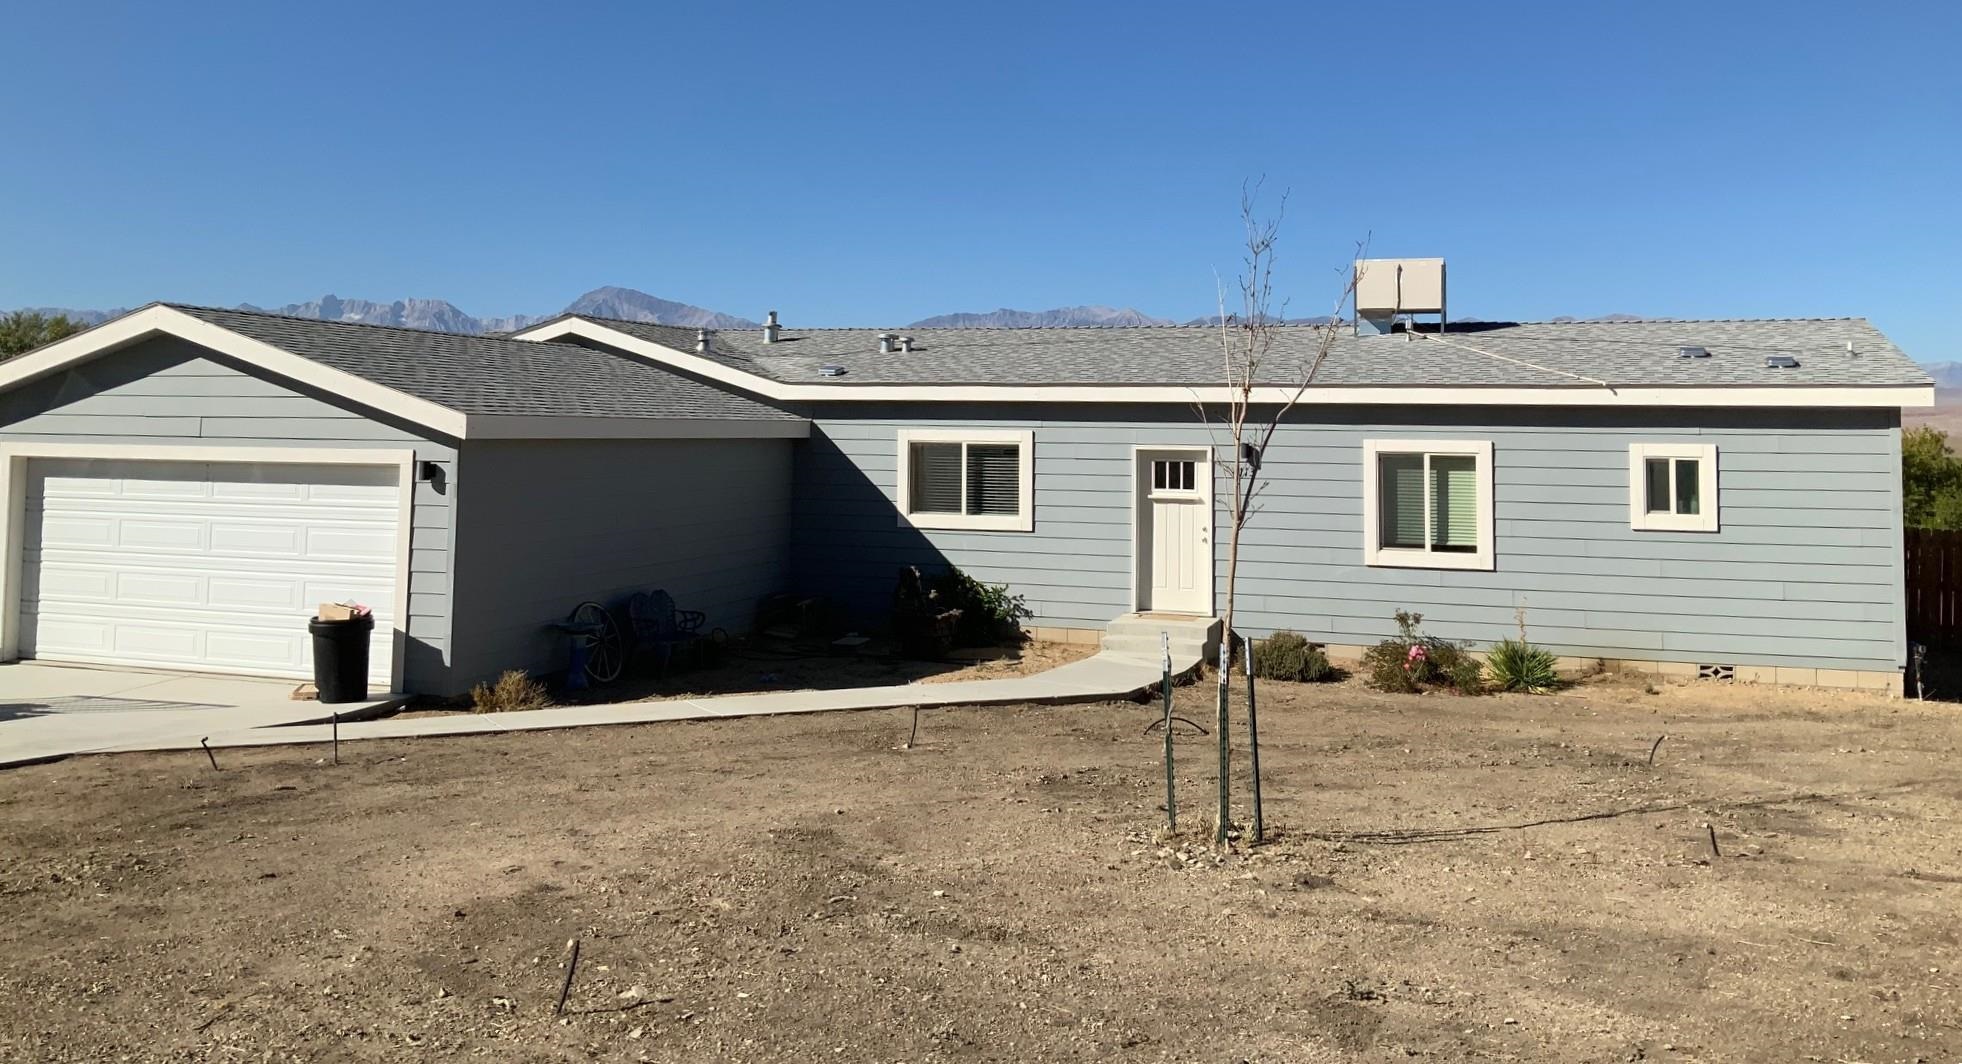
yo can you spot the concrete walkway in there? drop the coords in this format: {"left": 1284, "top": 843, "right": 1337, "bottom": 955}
{"left": 95, "top": 648, "right": 1186, "bottom": 757}
{"left": 0, "top": 663, "right": 404, "bottom": 768}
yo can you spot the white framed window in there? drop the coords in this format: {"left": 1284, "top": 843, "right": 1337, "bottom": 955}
{"left": 1361, "top": 439, "right": 1495, "bottom": 570}
{"left": 895, "top": 429, "right": 1035, "bottom": 532}
{"left": 1628, "top": 442, "right": 1718, "bottom": 532}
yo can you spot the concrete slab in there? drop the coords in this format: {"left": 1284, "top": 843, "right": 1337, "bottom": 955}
{"left": 0, "top": 662, "right": 404, "bottom": 768}
{"left": 106, "top": 647, "right": 1193, "bottom": 758}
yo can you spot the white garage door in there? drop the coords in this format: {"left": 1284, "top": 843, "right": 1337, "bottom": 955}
{"left": 19, "top": 458, "right": 401, "bottom": 685}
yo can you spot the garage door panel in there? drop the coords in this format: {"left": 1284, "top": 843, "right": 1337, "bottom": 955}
{"left": 115, "top": 570, "right": 205, "bottom": 607}
{"left": 118, "top": 519, "right": 206, "bottom": 552}
{"left": 209, "top": 522, "right": 303, "bottom": 556}
{"left": 306, "top": 527, "right": 397, "bottom": 560}
{"left": 208, "top": 576, "right": 306, "bottom": 612}
{"left": 204, "top": 631, "right": 305, "bottom": 672}
{"left": 20, "top": 457, "right": 402, "bottom": 684}
{"left": 33, "top": 515, "right": 115, "bottom": 549}
{"left": 112, "top": 622, "right": 203, "bottom": 660}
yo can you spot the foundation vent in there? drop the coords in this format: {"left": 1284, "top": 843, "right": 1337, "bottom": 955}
{"left": 1697, "top": 664, "right": 1736, "bottom": 681}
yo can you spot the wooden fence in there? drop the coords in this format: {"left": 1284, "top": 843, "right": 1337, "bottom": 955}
{"left": 1905, "top": 528, "right": 1962, "bottom": 649}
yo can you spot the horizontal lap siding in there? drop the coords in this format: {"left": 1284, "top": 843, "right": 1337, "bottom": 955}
{"left": 0, "top": 336, "right": 461, "bottom": 692}
{"left": 794, "top": 403, "right": 1903, "bottom": 672}
{"left": 447, "top": 438, "right": 793, "bottom": 693}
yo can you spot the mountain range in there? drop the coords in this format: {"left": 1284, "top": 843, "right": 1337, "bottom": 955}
{"left": 17, "top": 289, "right": 1272, "bottom": 334}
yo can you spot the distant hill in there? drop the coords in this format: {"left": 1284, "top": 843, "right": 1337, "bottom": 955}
{"left": 1921, "top": 362, "right": 1962, "bottom": 390}
{"left": 236, "top": 295, "right": 546, "bottom": 334}
{"left": 908, "top": 306, "right": 1174, "bottom": 329}
{"left": 563, "top": 287, "right": 757, "bottom": 330}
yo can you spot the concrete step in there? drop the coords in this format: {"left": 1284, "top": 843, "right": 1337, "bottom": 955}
{"left": 1100, "top": 614, "right": 1222, "bottom": 669}
{"left": 1101, "top": 634, "right": 1213, "bottom": 657}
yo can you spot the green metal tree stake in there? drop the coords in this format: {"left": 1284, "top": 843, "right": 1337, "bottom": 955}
{"left": 1215, "top": 636, "right": 1231, "bottom": 844}
{"left": 1243, "top": 634, "right": 1264, "bottom": 843}
{"left": 1161, "top": 632, "right": 1175, "bottom": 833}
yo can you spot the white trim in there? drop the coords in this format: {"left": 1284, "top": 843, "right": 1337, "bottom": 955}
{"left": 511, "top": 319, "right": 1934, "bottom": 409}
{"left": 1131, "top": 446, "right": 1215, "bottom": 615}
{"left": 1628, "top": 442, "right": 1720, "bottom": 532}
{"left": 0, "top": 306, "right": 468, "bottom": 438}
{"left": 894, "top": 428, "right": 1035, "bottom": 532}
{"left": 0, "top": 442, "right": 415, "bottom": 694}
{"left": 1361, "top": 438, "right": 1496, "bottom": 571}
{"left": 464, "top": 415, "right": 810, "bottom": 440}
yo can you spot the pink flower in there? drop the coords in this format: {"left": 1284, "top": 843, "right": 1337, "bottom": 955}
{"left": 1405, "top": 644, "right": 1427, "bottom": 671}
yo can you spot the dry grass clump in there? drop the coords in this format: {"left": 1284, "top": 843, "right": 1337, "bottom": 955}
{"left": 470, "top": 670, "right": 550, "bottom": 713}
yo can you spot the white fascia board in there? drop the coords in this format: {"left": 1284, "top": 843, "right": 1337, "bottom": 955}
{"left": 0, "top": 305, "right": 470, "bottom": 438}
{"left": 510, "top": 320, "right": 1934, "bottom": 410}
{"left": 464, "top": 415, "right": 810, "bottom": 440}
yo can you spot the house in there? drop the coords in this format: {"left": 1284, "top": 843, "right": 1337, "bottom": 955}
{"left": 0, "top": 267, "right": 1932, "bottom": 697}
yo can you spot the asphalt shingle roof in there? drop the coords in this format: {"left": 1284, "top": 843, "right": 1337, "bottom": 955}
{"left": 588, "top": 316, "right": 1928, "bottom": 390}
{"left": 169, "top": 305, "right": 800, "bottom": 421}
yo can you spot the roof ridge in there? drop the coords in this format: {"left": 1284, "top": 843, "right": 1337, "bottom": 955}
{"left": 167, "top": 302, "right": 600, "bottom": 349}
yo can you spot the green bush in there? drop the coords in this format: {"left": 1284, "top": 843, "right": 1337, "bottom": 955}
{"left": 1487, "top": 636, "right": 1560, "bottom": 693}
{"left": 1362, "top": 610, "right": 1483, "bottom": 695}
{"left": 928, "top": 566, "right": 1031, "bottom": 645}
{"left": 1252, "top": 631, "right": 1336, "bottom": 683}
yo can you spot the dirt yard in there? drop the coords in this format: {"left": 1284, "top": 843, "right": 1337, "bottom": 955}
{"left": 3, "top": 674, "right": 1959, "bottom": 1062}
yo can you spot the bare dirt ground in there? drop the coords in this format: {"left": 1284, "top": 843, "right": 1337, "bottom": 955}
{"left": 3, "top": 673, "right": 1960, "bottom": 1062}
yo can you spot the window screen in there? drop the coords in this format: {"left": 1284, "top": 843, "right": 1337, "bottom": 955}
{"left": 1379, "top": 451, "right": 1479, "bottom": 553}
{"left": 908, "top": 439, "right": 1024, "bottom": 519}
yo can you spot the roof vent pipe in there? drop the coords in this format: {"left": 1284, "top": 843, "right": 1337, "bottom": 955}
{"left": 899, "top": 336, "right": 914, "bottom": 353}
{"left": 696, "top": 329, "right": 710, "bottom": 354}
{"left": 763, "top": 310, "right": 780, "bottom": 344}
{"left": 878, "top": 332, "right": 897, "bottom": 355}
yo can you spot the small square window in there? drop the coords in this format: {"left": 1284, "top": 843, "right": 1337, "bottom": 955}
{"left": 1629, "top": 443, "right": 1718, "bottom": 532}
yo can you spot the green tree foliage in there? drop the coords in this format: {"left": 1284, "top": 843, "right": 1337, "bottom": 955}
{"left": 1902, "top": 426, "right": 1962, "bottom": 529}
{"left": 0, "top": 311, "right": 83, "bottom": 360}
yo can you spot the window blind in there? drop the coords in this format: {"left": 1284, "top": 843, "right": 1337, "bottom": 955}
{"left": 1430, "top": 454, "right": 1478, "bottom": 552}
{"left": 1379, "top": 454, "right": 1427, "bottom": 549}
{"left": 909, "top": 442, "right": 963, "bottom": 514}
{"left": 966, "top": 444, "right": 1021, "bottom": 516}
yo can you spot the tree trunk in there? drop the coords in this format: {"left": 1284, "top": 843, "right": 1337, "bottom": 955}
{"left": 1216, "top": 456, "right": 1243, "bottom": 844}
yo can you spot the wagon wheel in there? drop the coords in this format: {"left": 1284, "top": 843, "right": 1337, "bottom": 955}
{"left": 570, "top": 601, "right": 623, "bottom": 684}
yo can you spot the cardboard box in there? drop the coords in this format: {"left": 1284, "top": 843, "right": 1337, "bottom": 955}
{"left": 317, "top": 602, "right": 361, "bottom": 621}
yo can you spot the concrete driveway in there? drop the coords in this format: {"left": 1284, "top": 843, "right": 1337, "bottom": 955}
{"left": 0, "top": 662, "right": 402, "bottom": 768}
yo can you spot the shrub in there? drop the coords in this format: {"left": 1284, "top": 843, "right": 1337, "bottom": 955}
{"left": 1362, "top": 610, "right": 1483, "bottom": 695}
{"left": 1252, "top": 630, "right": 1336, "bottom": 683}
{"left": 928, "top": 566, "right": 1031, "bottom": 645}
{"left": 1487, "top": 637, "right": 1560, "bottom": 694}
{"left": 471, "top": 670, "right": 550, "bottom": 713}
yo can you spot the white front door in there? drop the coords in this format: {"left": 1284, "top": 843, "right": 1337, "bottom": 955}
{"left": 19, "top": 458, "right": 402, "bottom": 684}
{"left": 1138, "top": 450, "right": 1210, "bottom": 614}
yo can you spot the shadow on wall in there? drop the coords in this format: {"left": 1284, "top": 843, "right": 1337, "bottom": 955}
{"left": 787, "top": 432, "right": 967, "bottom": 634}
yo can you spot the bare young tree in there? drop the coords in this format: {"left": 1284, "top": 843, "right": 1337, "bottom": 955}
{"left": 1203, "top": 183, "right": 1360, "bottom": 844}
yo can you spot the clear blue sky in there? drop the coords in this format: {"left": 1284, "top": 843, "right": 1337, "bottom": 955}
{"left": 3, "top": 1, "right": 1957, "bottom": 358}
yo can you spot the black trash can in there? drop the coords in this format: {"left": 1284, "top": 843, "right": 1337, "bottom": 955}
{"left": 308, "top": 614, "right": 375, "bottom": 703}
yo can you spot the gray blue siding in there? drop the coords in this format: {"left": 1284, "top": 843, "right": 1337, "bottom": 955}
{"left": 446, "top": 437, "right": 793, "bottom": 693}
{"left": 792, "top": 403, "right": 1904, "bottom": 673}
{"left": 0, "top": 336, "right": 461, "bottom": 691}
